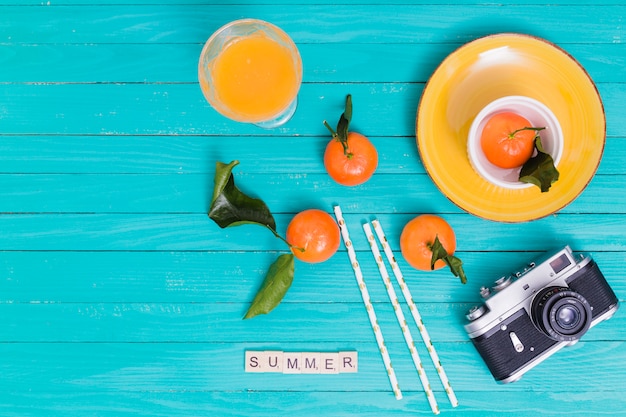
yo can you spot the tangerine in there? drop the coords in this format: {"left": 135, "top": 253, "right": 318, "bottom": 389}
{"left": 480, "top": 111, "right": 538, "bottom": 169}
{"left": 400, "top": 214, "right": 457, "bottom": 271}
{"left": 324, "top": 131, "right": 378, "bottom": 186}
{"left": 323, "top": 94, "right": 378, "bottom": 186}
{"left": 286, "top": 209, "right": 340, "bottom": 263}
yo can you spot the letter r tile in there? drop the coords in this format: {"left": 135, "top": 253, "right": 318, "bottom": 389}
{"left": 339, "top": 351, "right": 358, "bottom": 373}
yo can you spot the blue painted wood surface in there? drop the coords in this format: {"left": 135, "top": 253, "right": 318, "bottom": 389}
{"left": 1, "top": 1, "right": 625, "bottom": 416}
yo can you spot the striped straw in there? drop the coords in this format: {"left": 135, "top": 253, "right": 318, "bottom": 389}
{"left": 371, "top": 219, "right": 459, "bottom": 408}
{"left": 332, "top": 206, "right": 402, "bottom": 400}
{"left": 363, "top": 223, "right": 440, "bottom": 415}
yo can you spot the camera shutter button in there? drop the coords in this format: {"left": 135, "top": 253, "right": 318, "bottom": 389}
{"left": 493, "top": 276, "right": 512, "bottom": 291}
{"left": 467, "top": 305, "right": 487, "bottom": 321}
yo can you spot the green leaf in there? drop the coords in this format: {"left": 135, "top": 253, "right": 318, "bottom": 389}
{"left": 244, "top": 254, "right": 295, "bottom": 319}
{"left": 519, "top": 136, "right": 560, "bottom": 192}
{"left": 429, "top": 236, "right": 449, "bottom": 270}
{"left": 430, "top": 235, "right": 468, "bottom": 284}
{"left": 442, "top": 254, "right": 468, "bottom": 284}
{"left": 336, "top": 94, "right": 352, "bottom": 144}
{"left": 208, "top": 160, "right": 277, "bottom": 232}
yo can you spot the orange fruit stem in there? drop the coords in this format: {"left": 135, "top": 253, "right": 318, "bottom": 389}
{"left": 508, "top": 126, "right": 545, "bottom": 139}
{"left": 323, "top": 120, "right": 352, "bottom": 158}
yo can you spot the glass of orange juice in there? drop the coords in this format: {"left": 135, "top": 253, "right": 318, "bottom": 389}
{"left": 198, "top": 19, "right": 303, "bottom": 128}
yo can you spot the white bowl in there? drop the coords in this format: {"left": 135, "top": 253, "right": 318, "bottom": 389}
{"left": 467, "top": 96, "right": 564, "bottom": 189}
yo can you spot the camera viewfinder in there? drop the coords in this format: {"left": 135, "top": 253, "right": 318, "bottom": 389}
{"left": 550, "top": 254, "right": 571, "bottom": 274}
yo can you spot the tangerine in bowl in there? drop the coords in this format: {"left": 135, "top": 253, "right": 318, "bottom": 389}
{"left": 467, "top": 96, "right": 564, "bottom": 189}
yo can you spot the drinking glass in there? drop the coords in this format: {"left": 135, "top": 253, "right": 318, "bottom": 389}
{"left": 198, "top": 19, "right": 303, "bottom": 128}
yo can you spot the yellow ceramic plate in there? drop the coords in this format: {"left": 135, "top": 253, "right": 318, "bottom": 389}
{"left": 417, "top": 33, "right": 605, "bottom": 222}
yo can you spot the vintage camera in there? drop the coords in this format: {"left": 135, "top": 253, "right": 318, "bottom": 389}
{"left": 464, "top": 246, "right": 619, "bottom": 383}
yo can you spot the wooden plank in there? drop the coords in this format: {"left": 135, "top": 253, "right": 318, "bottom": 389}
{"left": 0, "top": 135, "right": 422, "bottom": 174}
{"left": 1, "top": 83, "right": 624, "bottom": 137}
{"left": 0, "top": 299, "right": 622, "bottom": 343}
{"left": 0, "top": 341, "right": 624, "bottom": 394}
{"left": 1, "top": 135, "right": 624, "bottom": 175}
{"left": 1, "top": 5, "right": 625, "bottom": 44}
{"left": 2, "top": 42, "right": 624, "bottom": 83}
{"left": 0, "top": 172, "right": 624, "bottom": 214}
{"left": 1, "top": 251, "right": 624, "bottom": 304}
{"left": 1, "top": 389, "right": 624, "bottom": 417}
{"left": 1, "top": 213, "right": 626, "bottom": 252}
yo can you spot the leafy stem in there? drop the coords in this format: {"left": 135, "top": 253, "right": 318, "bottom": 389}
{"left": 208, "top": 160, "right": 302, "bottom": 319}
{"left": 267, "top": 225, "right": 304, "bottom": 253}
{"left": 323, "top": 94, "right": 353, "bottom": 158}
{"left": 428, "top": 235, "right": 468, "bottom": 284}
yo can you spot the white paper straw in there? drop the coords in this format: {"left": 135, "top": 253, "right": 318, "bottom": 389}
{"left": 363, "top": 223, "right": 440, "bottom": 415}
{"left": 332, "top": 206, "right": 402, "bottom": 400}
{"left": 371, "top": 219, "right": 459, "bottom": 408}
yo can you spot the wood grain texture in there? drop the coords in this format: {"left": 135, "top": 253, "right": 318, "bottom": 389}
{"left": 1, "top": 251, "right": 625, "bottom": 303}
{"left": 1, "top": 172, "right": 626, "bottom": 214}
{"left": 2, "top": 213, "right": 626, "bottom": 251}
{"left": 2, "top": 390, "right": 625, "bottom": 417}
{"left": 1, "top": 1, "right": 625, "bottom": 416}
{"left": 1, "top": 136, "right": 626, "bottom": 174}
{"left": 2, "top": 43, "right": 626, "bottom": 83}
{"left": 1, "top": 341, "right": 624, "bottom": 391}
{"left": 2, "top": 83, "right": 625, "bottom": 137}
{"left": 1, "top": 5, "right": 625, "bottom": 44}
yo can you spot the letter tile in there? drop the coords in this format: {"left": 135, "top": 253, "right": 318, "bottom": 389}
{"left": 320, "top": 352, "right": 339, "bottom": 374}
{"left": 339, "top": 351, "right": 358, "bottom": 373}
{"left": 301, "top": 352, "right": 321, "bottom": 374}
{"left": 245, "top": 351, "right": 263, "bottom": 373}
{"left": 283, "top": 352, "right": 302, "bottom": 374}
{"left": 264, "top": 350, "right": 283, "bottom": 373}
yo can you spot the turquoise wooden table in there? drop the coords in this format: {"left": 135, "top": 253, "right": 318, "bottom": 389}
{"left": 2, "top": 1, "right": 625, "bottom": 416}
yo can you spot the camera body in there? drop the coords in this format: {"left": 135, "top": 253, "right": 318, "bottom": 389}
{"left": 464, "top": 246, "right": 619, "bottom": 383}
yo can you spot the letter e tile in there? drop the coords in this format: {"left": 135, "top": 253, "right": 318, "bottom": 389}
{"left": 320, "top": 352, "right": 339, "bottom": 374}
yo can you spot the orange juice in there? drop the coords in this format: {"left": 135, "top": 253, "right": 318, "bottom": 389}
{"left": 211, "top": 35, "right": 300, "bottom": 122}
{"left": 199, "top": 19, "right": 302, "bottom": 125}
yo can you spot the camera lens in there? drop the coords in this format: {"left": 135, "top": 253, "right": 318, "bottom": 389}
{"left": 556, "top": 305, "right": 580, "bottom": 329}
{"left": 531, "top": 287, "right": 592, "bottom": 341}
